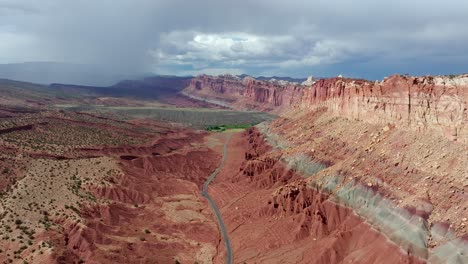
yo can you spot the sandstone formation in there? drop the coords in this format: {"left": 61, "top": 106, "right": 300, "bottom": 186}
{"left": 203, "top": 117, "right": 467, "bottom": 263}
{"left": 0, "top": 71, "right": 466, "bottom": 263}
{"left": 185, "top": 74, "right": 467, "bottom": 142}
{"left": 207, "top": 131, "right": 427, "bottom": 263}
{"left": 185, "top": 73, "right": 467, "bottom": 263}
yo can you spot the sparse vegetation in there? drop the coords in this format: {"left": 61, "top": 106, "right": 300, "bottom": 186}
{"left": 55, "top": 105, "right": 275, "bottom": 129}
{"left": 206, "top": 124, "right": 253, "bottom": 132}
{"left": 0, "top": 111, "right": 148, "bottom": 155}
{"left": 448, "top": 74, "right": 457, "bottom": 79}
{"left": 0, "top": 103, "right": 243, "bottom": 262}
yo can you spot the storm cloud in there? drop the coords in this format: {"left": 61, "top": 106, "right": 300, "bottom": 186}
{"left": 1, "top": 0, "right": 467, "bottom": 79}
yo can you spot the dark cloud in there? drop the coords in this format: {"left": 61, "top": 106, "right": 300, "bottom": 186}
{"left": 1, "top": 0, "right": 467, "bottom": 79}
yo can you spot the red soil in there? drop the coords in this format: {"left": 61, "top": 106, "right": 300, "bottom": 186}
{"left": 206, "top": 131, "right": 426, "bottom": 263}
{"left": 0, "top": 115, "right": 223, "bottom": 264}
{"left": 57, "top": 130, "right": 222, "bottom": 263}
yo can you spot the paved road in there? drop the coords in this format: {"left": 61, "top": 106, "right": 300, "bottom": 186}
{"left": 202, "top": 134, "right": 233, "bottom": 264}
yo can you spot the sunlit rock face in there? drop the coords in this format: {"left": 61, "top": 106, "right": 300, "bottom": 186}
{"left": 185, "top": 74, "right": 467, "bottom": 142}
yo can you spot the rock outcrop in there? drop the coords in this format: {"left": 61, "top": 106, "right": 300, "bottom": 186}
{"left": 301, "top": 76, "right": 316, "bottom": 86}
{"left": 184, "top": 74, "right": 468, "bottom": 141}
{"left": 185, "top": 73, "right": 468, "bottom": 263}
{"left": 207, "top": 130, "right": 429, "bottom": 263}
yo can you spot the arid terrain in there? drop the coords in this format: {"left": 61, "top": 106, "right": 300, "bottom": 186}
{"left": 3, "top": 0, "right": 467, "bottom": 263}
{"left": 0, "top": 73, "right": 466, "bottom": 263}
{"left": 184, "top": 73, "right": 468, "bottom": 264}
{"left": 0, "top": 107, "right": 230, "bottom": 263}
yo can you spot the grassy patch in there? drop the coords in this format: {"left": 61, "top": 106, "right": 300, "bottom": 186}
{"left": 206, "top": 124, "right": 253, "bottom": 132}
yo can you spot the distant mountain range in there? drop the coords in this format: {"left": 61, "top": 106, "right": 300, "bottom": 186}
{"left": 0, "top": 62, "right": 316, "bottom": 87}
{"left": 49, "top": 75, "right": 192, "bottom": 99}
{"left": 0, "top": 74, "right": 193, "bottom": 110}
{"left": 0, "top": 62, "right": 141, "bottom": 86}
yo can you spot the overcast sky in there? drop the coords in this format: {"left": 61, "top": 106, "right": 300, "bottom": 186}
{"left": 1, "top": 0, "right": 468, "bottom": 79}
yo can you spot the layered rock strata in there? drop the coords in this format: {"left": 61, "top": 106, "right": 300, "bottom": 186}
{"left": 185, "top": 74, "right": 467, "bottom": 142}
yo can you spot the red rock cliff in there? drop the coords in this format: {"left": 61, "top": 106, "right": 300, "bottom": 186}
{"left": 184, "top": 74, "right": 468, "bottom": 141}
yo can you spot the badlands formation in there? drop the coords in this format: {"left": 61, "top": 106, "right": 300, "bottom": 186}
{"left": 0, "top": 110, "right": 222, "bottom": 263}
{"left": 0, "top": 73, "right": 465, "bottom": 263}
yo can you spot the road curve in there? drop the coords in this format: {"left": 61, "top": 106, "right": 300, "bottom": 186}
{"left": 202, "top": 134, "right": 233, "bottom": 264}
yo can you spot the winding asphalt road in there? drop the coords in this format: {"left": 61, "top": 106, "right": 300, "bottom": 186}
{"left": 202, "top": 134, "right": 233, "bottom": 264}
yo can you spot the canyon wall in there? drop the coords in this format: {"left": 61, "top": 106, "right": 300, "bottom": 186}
{"left": 186, "top": 74, "right": 468, "bottom": 263}
{"left": 184, "top": 74, "right": 467, "bottom": 142}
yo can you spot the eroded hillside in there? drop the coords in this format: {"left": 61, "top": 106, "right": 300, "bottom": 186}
{"left": 185, "top": 74, "right": 468, "bottom": 263}
{"left": 0, "top": 109, "right": 222, "bottom": 264}
{"left": 0, "top": 72, "right": 466, "bottom": 263}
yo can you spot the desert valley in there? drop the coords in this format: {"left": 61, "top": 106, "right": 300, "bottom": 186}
{"left": 0, "top": 73, "right": 465, "bottom": 263}
{"left": 1, "top": 1, "right": 468, "bottom": 263}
